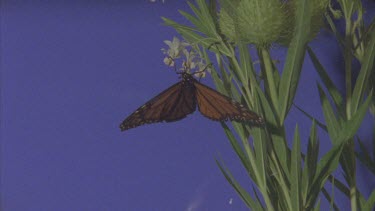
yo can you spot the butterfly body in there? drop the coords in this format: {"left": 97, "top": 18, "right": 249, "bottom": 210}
{"left": 120, "top": 73, "right": 263, "bottom": 131}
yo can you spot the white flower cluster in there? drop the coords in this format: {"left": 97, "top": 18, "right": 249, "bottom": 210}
{"left": 161, "top": 37, "right": 210, "bottom": 78}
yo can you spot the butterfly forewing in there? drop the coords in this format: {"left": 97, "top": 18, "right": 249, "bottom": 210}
{"left": 120, "top": 82, "right": 181, "bottom": 131}
{"left": 194, "top": 81, "right": 264, "bottom": 125}
{"left": 120, "top": 80, "right": 196, "bottom": 131}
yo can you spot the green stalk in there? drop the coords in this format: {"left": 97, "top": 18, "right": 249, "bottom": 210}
{"left": 349, "top": 168, "right": 357, "bottom": 211}
{"left": 348, "top": 140, "right": 358, "bottom": 211}
{"left": 343, "top": 6, "right": 357, "bottom": 210}
{"left": 344, "top": 18, "right": 353, "bottom": 120}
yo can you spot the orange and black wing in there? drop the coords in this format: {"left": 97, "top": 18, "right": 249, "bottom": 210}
{"left": 194, "top": 81, "right": 264, "bottom": 125}
{"left": 120, "top": 82, "right": 196, "bottom": 131}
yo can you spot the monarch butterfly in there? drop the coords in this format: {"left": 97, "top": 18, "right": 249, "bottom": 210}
{"left": 120, "top": 72, "right": 264, "bottom": 131}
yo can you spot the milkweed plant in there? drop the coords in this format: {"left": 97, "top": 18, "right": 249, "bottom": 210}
{"left": 162, "top": 0, "right": 375, "bottom": 210}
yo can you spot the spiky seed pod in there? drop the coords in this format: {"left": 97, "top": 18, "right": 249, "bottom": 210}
{"left": 219, "top": 0, "right": 287, "bottom": 47}
{"left": 219, "top": 0, "right": 330, "bottom": 47}
{"left": 276, "top": 0, "right": 331, "bottom": 45}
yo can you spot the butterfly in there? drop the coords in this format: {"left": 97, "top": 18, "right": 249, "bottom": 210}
{"left": 120, "top": 72, "right": 264, "bottom": 131}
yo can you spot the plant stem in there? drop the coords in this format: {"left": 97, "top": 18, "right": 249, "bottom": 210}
{"left": 344, "top": 18, "right": 353, "bottom": 119}
{"left": 343, "top": 12, "right": 357, "bottom": 211}
{"left": 350, "top": 181, "right": 357, "bottom": 211}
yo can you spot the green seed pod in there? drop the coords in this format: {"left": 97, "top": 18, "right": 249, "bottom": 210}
{"left": 278, "top": 0, "right": 330, "bottom": 45}
{"left": 219, "top": 0, "right": 287, "bottom": 47}
{"left": 219, "top": 0, "right": 329, "bottom": 47}
{"left": 237, "top": 0, "right": 287, "bottom": 46}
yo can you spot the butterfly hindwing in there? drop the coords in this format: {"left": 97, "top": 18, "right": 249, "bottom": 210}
{"left": 120, "top": 81, "right": 196, "bottom": 131}
{"left": 194, "top": 80, "right": 264, "bottom": 125}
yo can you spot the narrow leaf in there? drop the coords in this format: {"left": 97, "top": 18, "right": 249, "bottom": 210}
{"left": 356, "top": 137, "right": 375, "bottom": 175}
{"left": 291, "top": 125, "right": 302, "bottom": 211}
{"left": 306, "top": 121, "right": 319, "bottom": 183}
{"left": 256, "top": 86, "right": 290, "bottom": 177}
{"left": 321, "top": 188, "right": 340, "bottom": 211}
{"left": 317, "top": 84, "right": 340, "bottom": 144}
{"left": 338, "top": 92, "right": 372, "bottom": 141}
{"left": 278, "top": 0, "right": 312, "bottom": 124}
{"left": 216, "top": 160, "right": 263, "bottom": 210}
{"left": 307, "top": 46, "right": 344, "bottom": 115}
{"left": 313, "top": 200, "right": 321, "bottom": 211}
{"left": 306, "top": 144, "right": 343, "bottom": 209}
{"left": 351, "top": 19, "right": 375, "bottom": 113}
{"left": 302, "top": 120, "right": 319, "bottom": 204}
{"left": 293, "top": 103, "right": 328, "bottom": 132}
{"left": 363, "top": 189, "right": 375, "bottom": 211}
{"left": 220, "top": 122, "right": 254, "bottom": 178}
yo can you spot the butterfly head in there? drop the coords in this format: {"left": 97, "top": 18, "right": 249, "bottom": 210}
{"left": 178, "top": 72, "right": 195, "bottom": 85}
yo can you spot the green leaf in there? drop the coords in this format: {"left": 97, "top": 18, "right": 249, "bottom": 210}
{"left": 252, "top": 186, "right": 265, "bottom": 209}
{"left": 278, "top": 0, "right": 313, "bottom": 124}
{"left": 307, "top": 46, "right": 344, "bottom": 115}
{"left": 351, "top": 25, "right": 375, "bottom": 114}
{"left": 324, "top": 13, "right": 345, "bottom": 47}
{"left": 358, "top": 191, "right": 367, "bottom": 211}
{"left": 337, "top": 92, "right": 372, "bottom": 141}
{"left": 313, "top": 200, "right": 321, "bottom": 211}
{"left": 186, "top": 0, "right": 216, "bottom": 37}
{"left": 162, "top": 17, "right": 212, "bottom": 47}
{"left": 256, "top": 85, "right": 290, "bottom": 178}
{"left": 291, "top": 125, "right": 302, "bottom": 211}
{"left": 327, "top": 175, "right": 350, "bottom": 198}
{"left": 216, "top": 160, "right": 264, "bottom": 210}
{"left": 329, "top": 177, "right": 336, "bottom": 210}
{"left": 220, "top": 122, "right": 254, "bottom": 178}
{"left": 356, "top": 137, "right": 375, "bottom": 175}
{"left": 179, "top": 10, "right": 203, "bottom": 31}
{"left": 363, "top": 189, "right": 375, "bottom": 211}
{"left": 306, "top": 144, "right": 343, "bottom": 209}
{"left": 252, "top": 127, "right": 267, "bottom": 188}
{"left": 293, "top": 103, "right": 328, "bottom": 132}
{"left": 162, "top": 4, "right": 232, "bottom": 56}
{"left": 259, "top": 48, "right": 279, "bottom": 116}
{"left": 238, "top": 43, "right": 254, "bottom": 83}
{"left": 272, "top": 61, "right": 281, "bottom": 90}
{"left": 255, "top": 85, "right": 277, "bottom": 127}
{"left": 201, "top": 51, "right": 226, "bottom": 94}
{"left": 302, "top": 120, "right": 319, "bottom": 204}
{"left": 218, "top": 59, "right": 234, "bottom": 97}
{"left": 306, "top": 121, "right": 319, "bottom": 183}
{"left": 317, "top": 84, "right": 340, "bottom": 144}
{"left": 321, "top": 188, "right": 340, "bottom": 211}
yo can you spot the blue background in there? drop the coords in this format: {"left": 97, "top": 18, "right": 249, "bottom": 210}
{"left": 2, "top": 1, "right": 374, "bottom": 210}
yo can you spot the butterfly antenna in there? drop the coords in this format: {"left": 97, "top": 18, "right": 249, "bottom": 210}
{"left": 192, "top": 63, "right": 212, "bottom": 75}
{"left": 191, "top": 63, "right": 213, "bottom": 81}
